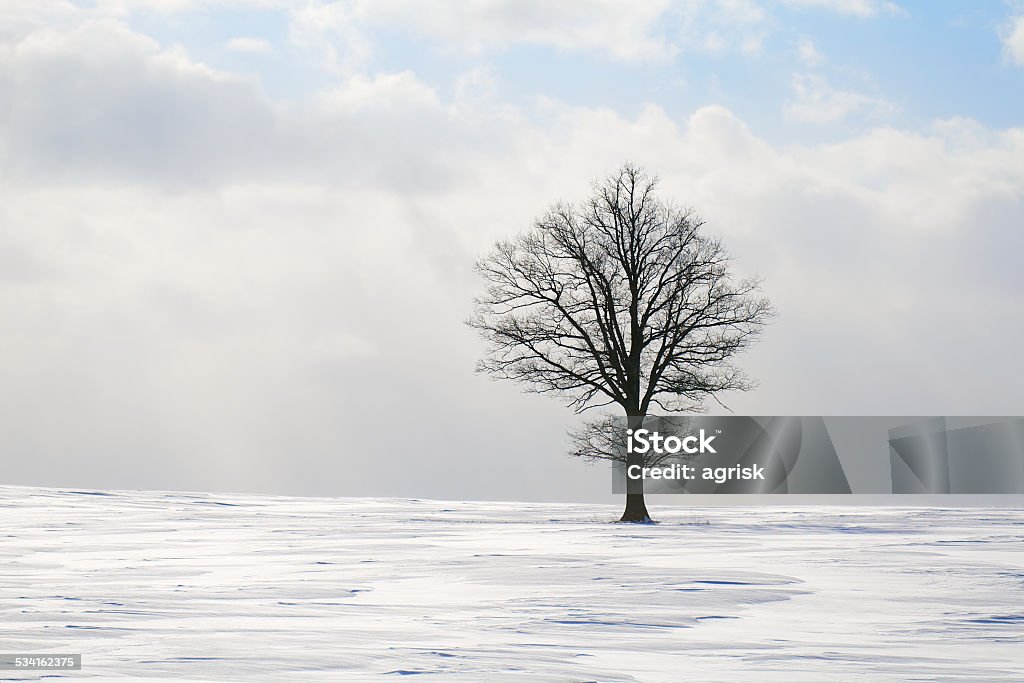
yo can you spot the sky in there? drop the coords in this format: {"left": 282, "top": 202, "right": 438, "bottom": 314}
{"left": 1, "top": 0, "right": 1023, "bottom": 502}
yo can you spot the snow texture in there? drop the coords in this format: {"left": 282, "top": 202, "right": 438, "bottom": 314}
{"left": 1, "top": 486, "right": 1023, "bottom": 681}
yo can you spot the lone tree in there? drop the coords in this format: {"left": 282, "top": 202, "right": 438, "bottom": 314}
{"left": 468, "top": 164, "right": 774, "bottom": 522}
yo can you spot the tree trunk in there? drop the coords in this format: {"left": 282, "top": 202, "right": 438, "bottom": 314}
{"left": 620, "top": 413, "right": 653, "bottom": 522}
{"left": 620, "top": 489, "right": 651, "bottom": 523}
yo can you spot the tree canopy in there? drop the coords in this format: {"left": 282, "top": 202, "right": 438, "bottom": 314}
{"left": 469, "top": 163, "right": 774, "bottom": 418}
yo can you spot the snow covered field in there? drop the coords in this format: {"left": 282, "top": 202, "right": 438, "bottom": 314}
{"left": 2, "top": 487, "right": 1023, "bottom": 681}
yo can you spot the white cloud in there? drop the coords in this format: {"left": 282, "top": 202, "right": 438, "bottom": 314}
{"left": 781, "top": 0, "right": 903, "bottom": 17}
{"left": 797, "top": 37, "right": 824, "bottom": 65}
{"left": 0, "top": 1, "right": 83, "bottom": 40}
{"left": 0, "top": 21, "right": 280, "bottom": 184}
{"left": 283, "top": 0, "right": 783, "bottom": 66}
{"left": 1003, "top": 14, "right": 1024, "bottom": 67}
{"left": 287, "top": 1, "right": 374, "bottom": 73}
{"left": 2, "top": 18, "right": 1023, "bottom": 496}
{"left": 784, "top": 73, "right": 896, "bottom": 124}
{"left": 286, "top": 0, "right": 678, "bottom": 64}
{"left": 364, "top": 0, "right": 674, "bottom": 60}
{"left": 0, "top": 0, "right": 890, "bottom": 73}
{"left": 224, "top": 36, "right": 271, "bottom": 53}
{"left": 0, "top": 21, "right": 475, "bottom": 189}
{"left": 678, "top": 0, "right": 768, "bottom": 56}
{"left": 95, "top": 0, "right": 197, "bottom": 14}
{"left": 319, "top": 71, "right": 439, "bottom": 114}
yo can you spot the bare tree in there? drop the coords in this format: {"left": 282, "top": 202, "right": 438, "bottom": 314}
{"left": 468, "top": 163, "right": 774, "bottom": 522}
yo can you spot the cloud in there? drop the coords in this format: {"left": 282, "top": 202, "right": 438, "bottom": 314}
{"left": 680, "top": 0, "right": 768, "bottom": 56}
{"left": 94, "top": 0, "right": 197, "bottom": 14}
{"left": 365, "top": 0, "right": 674, "bottom": 61}
{"left": 784, "top": 73, "right": 896, "bottom": 124}
{"left": 2, "top": 17, "right": 1023, "bottom": 497}
{"left": 781, "top": 0, "right": 903, "bottom": 17}
{"left": 0, "top": 21, "right": 488, "bottom": 189}
{"left": 283, "top": 0, "right": 783, "bottom": 66}
{"left": 0, "top": 20, "right": 283, "bottom": 185}
{"left": 224, "top": 36, "right": 271, "bottom": 53}
{"left": 319, "top": 71, "right": 439, "bottom": 114}
{"left": 797, "top": 37, "right": 824, "bottom": 65}
{"left": 1, "top": 0, "right": 894, "bottom": 74}
{"left": 0, "top": 1, "right": 84, "bottom": 40}
{"left": 288, "top": 0, "right": 678, "bottom": 64}
{"left": 287, "top": 1, "right": 374, "bottom": 73}
{"left": 1003, "top": 14, "right": 1024, "bottom": 66}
